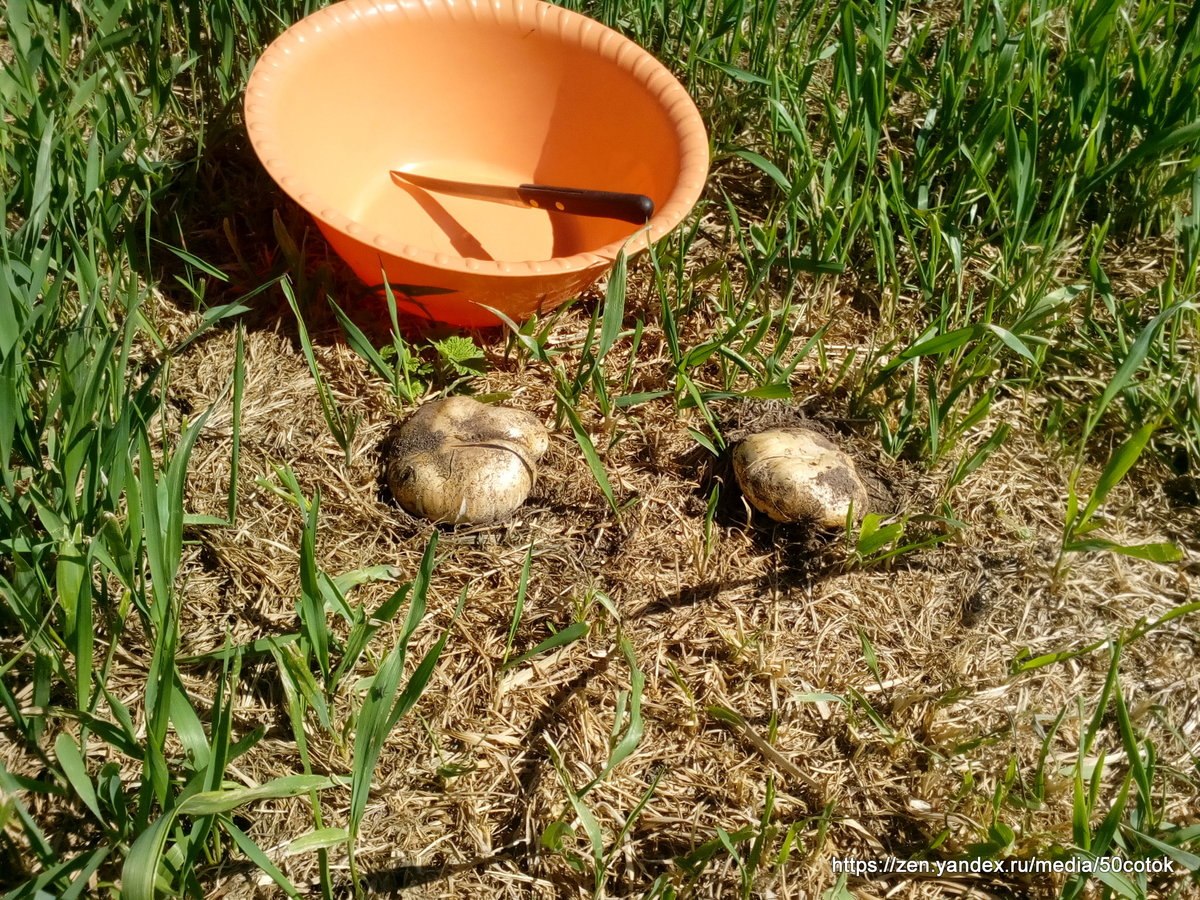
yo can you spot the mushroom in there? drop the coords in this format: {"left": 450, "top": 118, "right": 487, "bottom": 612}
{"left": 732, "top": 427, "right": 868, "bottom": 528}
{"left": 386, "top": 396, "right": 549, "bottom": 524}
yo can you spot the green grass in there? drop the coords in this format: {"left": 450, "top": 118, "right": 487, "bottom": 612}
{"left": 2, "top": 0, "right": 1199, "bottom": 895}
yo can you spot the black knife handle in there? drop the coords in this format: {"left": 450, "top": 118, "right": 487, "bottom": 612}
{"left": 516, "top": 184, "right": 654, "bottom": 224}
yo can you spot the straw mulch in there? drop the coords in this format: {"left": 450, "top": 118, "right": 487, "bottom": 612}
{"left": 135, "top": 237, "right": 1200, "bottom": 898}
{"left": 11, "top": 125, "right": 1190, "bottom": 896}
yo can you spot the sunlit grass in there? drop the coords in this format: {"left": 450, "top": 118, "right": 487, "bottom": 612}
{"left": 2, "top": 0, "right": 1198, "bottom": 894}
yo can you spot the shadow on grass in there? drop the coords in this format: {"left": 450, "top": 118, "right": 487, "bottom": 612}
{"left": 359, "top": 842, "right": 532, "bottom": 892}
{"left": 129, "top": 104, "right": 456, "bottom": 350}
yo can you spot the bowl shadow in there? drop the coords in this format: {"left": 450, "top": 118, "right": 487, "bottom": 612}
{"left": 132, "top": 107, "right": 486, "bottom": 350}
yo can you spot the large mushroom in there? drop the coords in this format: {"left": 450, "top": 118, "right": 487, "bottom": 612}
{"left": 386, "top": 396, "right": 549, "bottom": 524}
{"left": 733, "top": 427, "right": 868, "bottom": 528}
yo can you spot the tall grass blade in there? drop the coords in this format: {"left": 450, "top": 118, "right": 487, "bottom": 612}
{"left": 504, "top": 542, "right": 535, "bottom": 664}
{"left": 557, "top": 392, "right": 619, "bottom": 515}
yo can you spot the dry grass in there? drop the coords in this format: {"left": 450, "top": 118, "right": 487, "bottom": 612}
{"left": 101, "top": 234, "right": 1198, "bottom": 897}
{"left": 4, "top": 119, "right": 1196, "bottom": 889}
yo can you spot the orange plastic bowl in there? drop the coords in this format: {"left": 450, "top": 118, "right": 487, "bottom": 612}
{"left": 244, "top": 0, "right": 709, "bottom": 327}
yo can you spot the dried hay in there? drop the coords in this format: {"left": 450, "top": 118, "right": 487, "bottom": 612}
{"left": 116, "top": 254, "right": 1200, "bottom": 898}
{"left": 14, "top": 124, "right": 1189, "bottom": 894}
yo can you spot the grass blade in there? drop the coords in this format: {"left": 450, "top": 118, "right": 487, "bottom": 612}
{"left": 1078, "top": 421, "right": 1157, "bottom": 526}
{"left": 52, "top": 734, "right": 102, "bottom": 826}
{"left": 179, "top": 775, "right": 343, "bottom": 815}
{"left": 597, "top": 250, "right": 627, "bottom": 360}
{"left": 503, "top": 542, "right": 535, "bottom": 664}
{"left": 502, "top": 621, "right": 589, "bottom": 670}
{"left": 556, "top": 393, "right": 618, "bottom": 515}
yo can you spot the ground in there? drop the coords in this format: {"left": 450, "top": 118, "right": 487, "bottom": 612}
{"left": 3, "top": 0, "right": 1199, "bottom": 897}
{"left": 135, "top": 224, "right": 1199, "bottom": 897}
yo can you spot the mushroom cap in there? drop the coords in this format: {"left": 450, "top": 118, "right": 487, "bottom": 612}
{"left": 387, "top": 396, "right": 549, "bottom": 524}
{"left": 732, "top": 427, "right": 868, "bottom": 528}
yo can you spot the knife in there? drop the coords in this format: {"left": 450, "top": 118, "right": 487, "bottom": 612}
{"left": 391, "top": 170, "right": 654, "bottom": 224}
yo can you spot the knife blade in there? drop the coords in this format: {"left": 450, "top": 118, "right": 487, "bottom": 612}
{"left": 391, "top": 170, "right": 654, "bottom": 224}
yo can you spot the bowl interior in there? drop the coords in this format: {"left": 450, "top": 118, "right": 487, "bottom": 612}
{"left": 254, "top": 3, "right": 688, "bottom": 265}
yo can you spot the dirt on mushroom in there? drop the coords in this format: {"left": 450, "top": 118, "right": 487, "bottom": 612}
{"left": 733, "top": 427, "right": 870, "bottom": 527}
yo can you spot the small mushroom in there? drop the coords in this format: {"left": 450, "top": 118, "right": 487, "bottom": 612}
{"left": 386, "top": 396, "right": 549, "bottom": 524}
{"left": 732, "top": 427, "right": 868, "bottom": 528}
